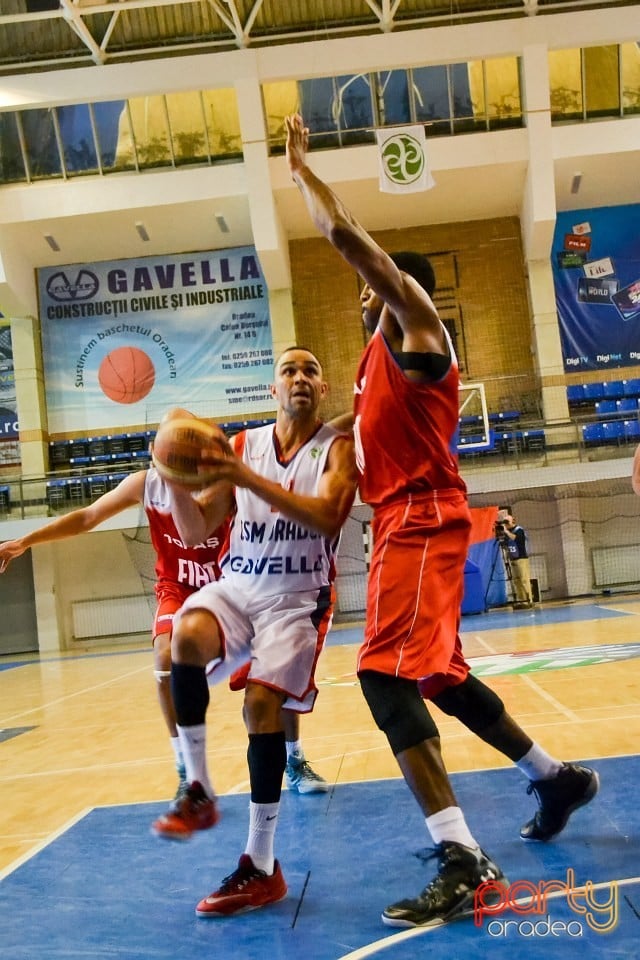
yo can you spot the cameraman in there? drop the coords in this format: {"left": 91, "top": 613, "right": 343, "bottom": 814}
{"left": 502, "top": 514, "right": 533, "bottom": 608}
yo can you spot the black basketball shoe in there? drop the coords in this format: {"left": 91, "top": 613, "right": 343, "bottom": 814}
{"left": 520, "top": 763, "right": 599, "bottom": 842}
{"left": 381, "top": 842, "right": 507, "bottom": 928}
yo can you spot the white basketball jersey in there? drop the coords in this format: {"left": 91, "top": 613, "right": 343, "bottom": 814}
{"left": 220, "top": 422, "right": 341, "bottom": 599}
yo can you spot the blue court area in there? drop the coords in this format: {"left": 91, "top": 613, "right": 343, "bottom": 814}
{"left": 1, "top": 755, "right": 637, "bottom": 960}
{"left": 326, "top": 599, "right": 637, "bottom": 649}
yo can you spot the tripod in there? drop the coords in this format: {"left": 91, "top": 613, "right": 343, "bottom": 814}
{"left": 485, "top": 536, "right": 516, "bottom": 609}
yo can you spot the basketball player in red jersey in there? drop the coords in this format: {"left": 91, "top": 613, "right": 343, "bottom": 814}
{"left": 286, "top": 113, "right": 598, "bottom": 928}
{"left": 0, "top": 456, "right": 225, "bottom": 802}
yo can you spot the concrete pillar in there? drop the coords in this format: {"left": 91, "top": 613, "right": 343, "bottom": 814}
{"left": 520, "top": 43, "right": 569, "bottom": 424}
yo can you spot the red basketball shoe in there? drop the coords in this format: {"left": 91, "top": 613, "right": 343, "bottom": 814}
{"left": 151, "top": 781, "right": 219, "bottom": 841}
{"left": 195, "top": 855, "right": 287, "bottom": 917}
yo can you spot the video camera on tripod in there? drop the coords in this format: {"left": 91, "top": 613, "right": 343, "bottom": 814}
{"left": 494, "top": 508, "right": 510, "bottom": 540}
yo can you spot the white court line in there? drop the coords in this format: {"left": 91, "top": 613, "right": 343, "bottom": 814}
{"left": 0, "top": 807, "right": 93, "bottom": 881}
{"left": 0, "top": 660, "right": 151, "bottom": 726}
{"left": 337, "top": 876, "right": 640, "bottom": 959}
{"left": 472, "top": 634, "right": 580, "bottom": 722}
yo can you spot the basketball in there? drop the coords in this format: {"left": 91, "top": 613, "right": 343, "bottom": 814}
{"left": 98, "top": 347, "right": 155, "bottom": 404}
{"left": 151, "top": 417, "right": 228, "bottom": 486}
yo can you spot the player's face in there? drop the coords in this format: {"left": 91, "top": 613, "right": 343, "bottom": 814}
{"left": 360, "top": 281, "right": 383, "bottom": 335}
{"left": 272, "top": 350, "right": 327, "bottom": 418}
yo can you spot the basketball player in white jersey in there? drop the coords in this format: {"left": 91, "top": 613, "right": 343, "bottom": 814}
{"left": 151, "top": 347, "right": 357, "bottom": 918}
{"left": 0, "top": 412, "right": 328, "bottom": 804}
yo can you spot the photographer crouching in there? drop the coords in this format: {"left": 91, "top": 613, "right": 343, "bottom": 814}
{"left": 501, "top": 514, "right": 533, "bottom": 609}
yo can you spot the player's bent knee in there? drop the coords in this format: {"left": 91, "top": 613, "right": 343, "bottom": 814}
{"left": 172, "top": 609, "right": 218, "bottom": 662}
{"left": 432, "top": 674, "right": 504, "bottom": 733}
{"left": 359, "top": 670, "right": 439, "bottom": 755}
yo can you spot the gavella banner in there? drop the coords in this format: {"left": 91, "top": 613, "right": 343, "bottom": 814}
{"left": 37, "top": 247, "right": 275, "bottom": 433}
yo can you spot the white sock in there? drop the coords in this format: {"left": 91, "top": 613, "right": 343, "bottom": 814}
{"left": 286, "top": 739, "right": 303, "bottom": 761}
{"left": 426, "top": 806, "right": 478, "bottom": 849}
{"left": 176, "top": 723, "right": 215, "bottom": 798}
{"left": 245, "top": 801, "right": 279, "bottom": 874}
{"left": 516, "top": 743, "right": 563, "bottom": 782}
{"left": 170, "top": 736, "right": 184, "bottom": 771}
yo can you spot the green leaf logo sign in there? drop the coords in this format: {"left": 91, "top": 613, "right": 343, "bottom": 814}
{"left": 380, "top": 133, "right": 425, "bottom": 185}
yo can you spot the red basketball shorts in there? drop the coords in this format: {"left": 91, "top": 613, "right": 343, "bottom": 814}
{"left": 357, "top": 489, "right": 472, "bottom": 693}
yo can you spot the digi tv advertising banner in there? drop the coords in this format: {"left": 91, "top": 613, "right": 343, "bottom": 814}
{"left": 37, "top": 247, "right": 274, "bottom": 434}
{"left": 552, "top": 204, "right": 640, "bottom": 372}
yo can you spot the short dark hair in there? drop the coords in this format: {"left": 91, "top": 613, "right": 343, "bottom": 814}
{"left": 389, "top": 251, "right": 436, "bottom": 298}
{"left": 275, "top": 345, "right": 323, "bottom": 369}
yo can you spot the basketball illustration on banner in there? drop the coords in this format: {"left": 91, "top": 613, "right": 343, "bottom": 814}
{"left": 98, "top": 346, "right": 155, "bottom": 404}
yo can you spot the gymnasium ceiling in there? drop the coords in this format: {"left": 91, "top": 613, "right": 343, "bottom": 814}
{"left": 0, "top": 0, "right": 639, "bottom": 294}
{"left": 1, "top": 0, "right": 636, "bottom": 74}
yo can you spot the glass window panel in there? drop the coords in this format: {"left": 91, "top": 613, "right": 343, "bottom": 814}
{"left": 335, "top": 74, "right": 373, "bottom": 129}
{"left": 468, "top": 61, "right": 487, "bottom": 123}
{"left": 0, "top": 113, "right": 27, "bottom": 183}
{"left": 262, "top": 81, "right": 299, "bottom": 150}
{"left": 20, "top": 108, "right": 62, "bottom": 178}
{"left": 128, "top": 95, "right": 173, "bottom": 169}
{"left": 412, "top": 66, "right": 452, "bottom": 136}
{"left": 375, "top": 70, "right": 410, "bottom": 125}
{"left": 202, "top": 89, "right": 242, "bottom": 159}
{"left": 57, "top": 104, "right": 98, "bottom": 175}
{"left": 450, "top": 62, "right": 479, "bottom": 133}
{"left": 300, "top": 78, "right": 340, "bottom": 148}
{"left": 584, "top": 45, "right": 620, "bottom": 118}
{"left": 486, "top": 56, "right": 522, "bottom": 129}
{"left": 549, "top": 49, "right": 583, "bottom": 121}
{"left": 621, "top": 41, "right": 640, "bottom": 114}
{"left": 166, "top": 91, "right": 208, "bottom": 166}
{"left": 93, "top": 100, "right": 132, "bottom": 172}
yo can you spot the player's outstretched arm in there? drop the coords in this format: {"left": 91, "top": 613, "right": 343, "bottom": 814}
{"left": 285, "top": 113, "right": 438, "bottom": 339}
{"left": 0, "top": 471, "right": 144, "bottom": 574}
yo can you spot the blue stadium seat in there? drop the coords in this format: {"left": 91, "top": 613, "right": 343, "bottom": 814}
{"left": 583, "top": 382, "right": 606, "bottom": 403}
{"left": 624, "top": 419, "right": 640, "bottom": 442}
{"left": 581, "top": 422, "right": 605, "bottom": 446}
{"left": 594, "top": 399, "right": 617, "bottom": 417}
{"left": 46, "top": 479, "right": 67, "bottom": 509}
{"left": 0, "top": 484, "right": 9, "bottom": 513}
{"left": 87, "top": 475, "right": 108, "bottom": 499}
{"left": 488, "top": 410, "right": 520, "bottom": 424}
{"left": 107, "top": 473, "right": 128, "bottom": 491}
{"left": 616, "top": 398, "right": 638, "bottom": 415}
{"left": 522, "top": 429, "right": 546, "bottom": 451}
{"left": 566, "top": 384, "right": 585, "bottom": 405}
{"left": 602, "top": 380, "right": 625, "bottom": 400}
{"left": 623, "top": 378, "right": 640, "bottom": 398}
{"left": 601, "top": 420, "right": 625, "bottom": 444}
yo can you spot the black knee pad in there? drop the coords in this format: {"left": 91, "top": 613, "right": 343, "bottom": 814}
{"left": 247, "top": 732, "right": 286, "bottom": 804}
{"left": 359, "top": 670, "right": 439, "bottom": 756}
{"left": 171, "top": 661, "right": 209, "bottom": 727}
{"left": 432, "top": 674, "right": 504, "bottom": 733}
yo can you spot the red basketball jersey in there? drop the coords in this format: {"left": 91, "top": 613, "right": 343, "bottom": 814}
{"left": 353, "top": 327, "right": 466, "bottom": 507}
{"left": 144, "top": 468, "right": 228, "bottom": 594}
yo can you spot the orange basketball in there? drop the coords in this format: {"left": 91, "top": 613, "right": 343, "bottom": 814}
{"left": 98, "top": 347, "right": 155, "bottom": 404}
{"left": 151, "top": 417, "right": 228, "bottom": 486}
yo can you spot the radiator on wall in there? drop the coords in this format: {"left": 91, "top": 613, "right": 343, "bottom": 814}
{"left": 529, "top": 554, "right": 549, "bottom": 594}
{"left": 72, "top": 595, "right": 155, "bottom": 640}
{"left": 592, "top": 545, "right": 640, "bottom": 587}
